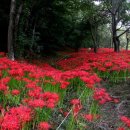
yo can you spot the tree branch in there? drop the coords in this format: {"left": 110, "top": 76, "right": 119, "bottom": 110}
{"left": 117, "top": 27, "right": 130, "bottom": 38}
{"left": 116, "top": 23, "right": 123, "bottom": 31}
{"left": 104, "top": 0, "right": 115, "bottom": 15}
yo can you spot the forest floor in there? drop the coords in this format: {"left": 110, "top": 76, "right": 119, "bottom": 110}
{"left": 97, "top": 80, "right": 130, "bottom": 130}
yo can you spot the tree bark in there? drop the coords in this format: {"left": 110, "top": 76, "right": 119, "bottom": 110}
{"left": 8, "top": 0, "right": 16, "bottom": 60}
{"left": 126, "top": 37, "right": 129, "bottom": 51}
{"left": 14, "top": 1, "right": 23, "bottom": 55}
{"left": 90, "top": 25, "right": 97, "bottom": 53}
{"left": 111, "top": 9, "right": 120, "bottom": 52}
{"left": 126, "top": 31, "right": 129, "bottom": 50}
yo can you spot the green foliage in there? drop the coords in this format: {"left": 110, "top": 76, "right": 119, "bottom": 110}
{"left": 1, "top": 0, "right": 129, "bottom": 56}
{"left": 15, "top": 0, "right": 97, "bottom": 57}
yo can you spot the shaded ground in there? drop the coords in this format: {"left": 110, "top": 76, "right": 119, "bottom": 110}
{"left": 97, "top": 81, "right": 130, "bottom": 130}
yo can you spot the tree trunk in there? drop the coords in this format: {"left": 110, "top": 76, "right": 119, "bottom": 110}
{"left": 112, "top": 14, "right": 120, "bottom": 52}
{"left": 90, "top": 25, "right": 97, "bottom": 53}
{"left": 126, "top": 31, "right": 129, "bottom": 50}
{"left": 126, "top": 37, "right": 129, "bottom": 51}
{"left": 14, "top": 1, "right": 23, "bottom": 57}
{"left": 110, "top": 0, "right": 122, "bottom": 52}
{"left": 8, "top": 0, "right": 16, "bottom": 60}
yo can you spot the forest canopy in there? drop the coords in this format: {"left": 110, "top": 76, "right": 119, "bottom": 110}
{"left": 0, "top": 0, "right": 130, "bottom": 59}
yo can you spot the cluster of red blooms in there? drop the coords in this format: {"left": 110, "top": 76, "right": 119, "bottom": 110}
{"left": 0, "top": 106, "right": 32, "bottom": 130}
{"left": 70, "top": 98, "right": 100, "bottom": 122}
{"left": 8, "top": 68, "right": 24, "bottom": 77}
{"left": 117, "top": 127, "right": 125, "bottom": 130}
{"left": 83, "top": 113, "right": 100, "bottom": 122}
{"left": 0, "top": 77, "right": 10, "bottom": 92}
{"left": 11, "top": 89, "right": 20, "bottom": 95}
{"left": 38, "top": 121, "right": 51, "bottom": 130}
{"left": 93, "top": 88, "right": 119, "bottom": 104}
{"left": 93, "top": 88, "right": 113, "bottom": 104}
{"left": 120, "top": 116, "right": 130, "bottom": 127}
{"left": 60, "top": 70, "right": 101, "bottom": 89}
{"left": 0, "top": 48, "right": 129, "bottom": 129}
{"left": 57, "top": 48, "right": 130, "bottom": 73}
{"left": 28, "top": 91, "right": 59, "bottom": 109}
{"left": 0, "top": 54, "right": 102, "bottom": 91}
{"left": 70, "top": 99, "right": 82, "bottom": 118}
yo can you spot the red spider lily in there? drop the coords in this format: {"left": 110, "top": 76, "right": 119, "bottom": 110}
{"left": 113, "top": 98, "right": 120, "bottom": 103}
{"left": 46, "top": 102, "right": 55, "bottom": 109}
{"left": 72, "top": 104, "right": 82, "bottom": 118}
{"left": 83, "top": 114, "right": 94, "bottom": 122}
{"left": 10, "top": 106, "right": 32, "bottom": 124}
{"left": 22, "top": 98, "right": 31, "bottom": 104}
{"left": 26, "top": 81, "right": 37, "bottom": 89}
{"left": 22, "top": 78, "right": 32, "bottom": 83}
{"left": 41, "top": 92, "right": 59, "bottom": 103}
{"left": 11, "top": 89, "right": 20, "bottom": 95}
{"left": 0, "top": 77, "right": 11, "bottom": 85}
{"left": 28, "top": 99, "right": 45, "bottom": 108}
{"left": 0, "top": 84, "right": 8, "bottom": 91}
{"left": 120, "top": 116, "right": 130, "bottom": 127}
{"left": 63, "top": 111, "right": 69, "bottom": 117}
{"left": 38, "top": 122, "right": 51, "bottom": 130}
{"left": 60, "top": 81, "right": 70, "bottom": 89}
{"left": 117, "top": 127, "right": 125, "bottom": 130}
{"left": 8, "top": 69, "right": 24, "bottom": 77}
{"left": 93, "top": 88, "right": 112, "bottom": 104}
{"left": 83, "top": 114, "right": 100, "bottom": 122}
{"left": 41, "top": 92, "right": 52, "bottom": 99}
{"left": 70, "top": 99, "right": 80, "bottom": 105}
{"left": 1, "top": 114, "right": 20, "bottom": 130}
{"left": 70, "top": 99, "right": 82, "bottom": 119}
{"left": 1, "top": 106, "right": 32, "bottom": 130}
{"left": 0, "top": 64, "right": 8, "bottom": 70}
{"left": 28, "top": 88, "right": 42, "bottom": 98}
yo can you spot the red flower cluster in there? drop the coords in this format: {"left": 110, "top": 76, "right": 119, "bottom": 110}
{"left": 28, "top": 99, "right": 45, "bottom": 108}
{"left": 83, "top": 113, "right": 100, "bottom": 122}
{"left": 120, "top": 116, "right": 130, "bottom": 127}
{"left": 27, "top": 90, "right": 59, "bottom": 109}
{"left": 70, "top": 99, "right": 82, "bottom": 118}
{"left": 1, "top": 106, "right": 32, "bottom": 130}
{"left": 1, "top": 48, "right": 130, "bottom": 129}
{"left": 9, "top": 69, "right": 24, "bottom": 77}
{"left": 42, "top": 92, "right": 59, "bottom": 109}
{"left": 57, "top": 48, "right": 130, "bottom": 73}
{"left": 38, "top": 121, "right": 51, "bottom": 130}
{"left": 11, "top": 89, "right": 20, "bottom": 95}
{"left": 93, "top": 88, "right": 112, "bottom": 104}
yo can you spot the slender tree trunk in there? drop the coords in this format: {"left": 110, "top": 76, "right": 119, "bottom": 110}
{"left": 14, "top": 1, "right": 23, "bottom": 56}
{"left": 112, "top": 14, "right": 120, "bottom": 52}
{"left": 8, "top": 0, "right": 16, "bottom": 60}
{"left": 126, "top": 38, "right": 129, "bottom": 51}
{"left": 90, "top": 25, "right": 97, "bottom": 53}
{"left": 111, "top": 0, "right": 122, "bottom": 52}
{"left": 126, "top": 31, "right": 129, "bottom": 50}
